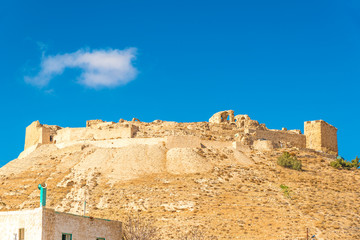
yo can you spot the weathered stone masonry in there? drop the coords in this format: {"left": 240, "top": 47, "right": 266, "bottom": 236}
{"left": 23, "top": 110, "right": 339, "bottom": 157}
{"left": 304, "top": 120, "right": 338, "bottom": 154}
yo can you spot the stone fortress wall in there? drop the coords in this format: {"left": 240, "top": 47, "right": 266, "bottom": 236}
{"left": 22, "top": 110, "right": 338, "bottom": 157}
{"left": 253, "top": 129, "right": 306, "bottom": 149}
{"left": 209, "top": 110, "right": 307, "bottom": 150}
{"left": 304, "top": 120, "right": 338, "bottom": 154}
{"left": 53, "top": 125, "right": 136, "bottom": 144}
{"left": 24, "top": 120, "right": 137, "bottom": 150}
{"left": 24, "top": 121, "right": 51, "bottom": 150}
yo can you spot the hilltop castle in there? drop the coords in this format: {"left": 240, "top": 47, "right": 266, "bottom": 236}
{"left": 208, "top": 110, "right": 338, "bottom": 154}
{"left": 22, "top": 110, "right": 338, "bottom": 158}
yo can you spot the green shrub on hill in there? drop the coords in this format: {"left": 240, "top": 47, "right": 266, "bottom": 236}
{"left": 280, "top": 184, "right": 291, "bottom": 198}
{"left": 330, "top": 156, "right": 360, "bottom": 170}
{"left": 277, "top": 152, "right": 302, "bottom": 171}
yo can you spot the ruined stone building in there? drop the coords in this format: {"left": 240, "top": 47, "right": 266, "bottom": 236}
{"left": 21, "top": 110, "right": 338, "bottom": 161}
{"left": 208, "top": 110, "right": 338, "bottom": 154}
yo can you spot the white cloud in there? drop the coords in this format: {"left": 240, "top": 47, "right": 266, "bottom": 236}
{"left": 25, "top": 48, "right": 138, "bottom": 88}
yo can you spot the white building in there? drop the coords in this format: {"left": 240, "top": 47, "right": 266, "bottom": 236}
{"left": 0, "top": 207, "right": 122, "bottom": 240}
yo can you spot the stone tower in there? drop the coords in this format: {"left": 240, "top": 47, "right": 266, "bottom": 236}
{"left": 304, "top": 120, "right": 338, "bottom": 154}
{"left": 24, "top": 121, "right": 51, "bottom": 150}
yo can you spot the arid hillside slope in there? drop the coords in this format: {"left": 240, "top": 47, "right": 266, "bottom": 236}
{"left": 0, "top": 116, "right": 358, "bottom": 239}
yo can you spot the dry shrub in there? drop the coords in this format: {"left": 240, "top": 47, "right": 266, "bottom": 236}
{"left": 123, "top": 214, "right": 159, "bottom": 240}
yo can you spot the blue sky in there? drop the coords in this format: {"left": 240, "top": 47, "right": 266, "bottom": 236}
{"left": 0, "top": 0, "right": 359, "bottom": 166}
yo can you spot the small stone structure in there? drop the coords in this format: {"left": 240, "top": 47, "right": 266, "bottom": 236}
{"left": 209, "top": 110, "right": 235, "bottom": 123}
{"left": 304, "top": 120, "right": 338, "bottom": 154}
{"left": 0, "top": 207, "right": 122, "bottom": 240}
{"left": 234, "top": 114, "right": 250, "bottom": 128}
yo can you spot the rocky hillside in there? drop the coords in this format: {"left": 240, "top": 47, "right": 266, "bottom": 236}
{"left": 0, "top": 122, "right": 359, "bottom": 239}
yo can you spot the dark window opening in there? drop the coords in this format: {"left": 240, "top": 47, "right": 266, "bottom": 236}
{"left": 62, "top": 233, "right": 72, "bottom": 240}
